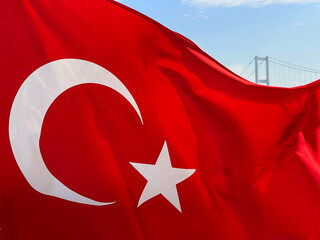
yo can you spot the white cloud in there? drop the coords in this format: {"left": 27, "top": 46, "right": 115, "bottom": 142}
{"left": 293, "top": 22, "right": 304, "bottom": 26}
{"left": 182, "top": 10, "right": 210, "bottom": 19}
{"left": 182, "top": 0, "right": 320, "bottom": 8}
{"left": 293, "top": 19, "right": 312, "bottom": 26}
{"left": 228, "top": 64, "right": 246, "bottom": 75}
{"left": 197, "top": 10, "right": 210, "bottom": 18}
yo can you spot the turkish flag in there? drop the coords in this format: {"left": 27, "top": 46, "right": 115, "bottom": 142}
{"left": 1, "top": 0, "right": 320, "bottom": 239}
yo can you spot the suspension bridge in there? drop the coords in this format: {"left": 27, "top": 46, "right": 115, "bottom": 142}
{"left": 240, "top": 56, "right": 320, "bottom": 87}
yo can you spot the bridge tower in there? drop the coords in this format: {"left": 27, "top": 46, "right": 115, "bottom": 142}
{"left": 255, "top": 56, "right": 270, "bottom": 86}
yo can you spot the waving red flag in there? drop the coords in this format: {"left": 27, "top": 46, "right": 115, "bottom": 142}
{"left": 1, "top": 0, "right": 320, "bottom": 239}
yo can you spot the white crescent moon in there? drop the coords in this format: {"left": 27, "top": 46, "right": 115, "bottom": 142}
{"left": 9, "top": 59, "right": 143, "bottom": 206}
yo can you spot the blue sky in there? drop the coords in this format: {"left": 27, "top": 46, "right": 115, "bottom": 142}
{"left": 116, "top": 0, "right": 320, "bottom": 81}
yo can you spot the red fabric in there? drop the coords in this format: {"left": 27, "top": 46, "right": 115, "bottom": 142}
{"left": 1, "top": 0, "right": 320, "bottom": 239}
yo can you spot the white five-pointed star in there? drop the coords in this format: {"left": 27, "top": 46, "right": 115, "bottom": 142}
{"left": 130, "top": 141, "right": 195, "bottom": 212}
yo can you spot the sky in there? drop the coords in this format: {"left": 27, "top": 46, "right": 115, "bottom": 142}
{"left": 116, "top": 0, "right": 320, "bottom": 82}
